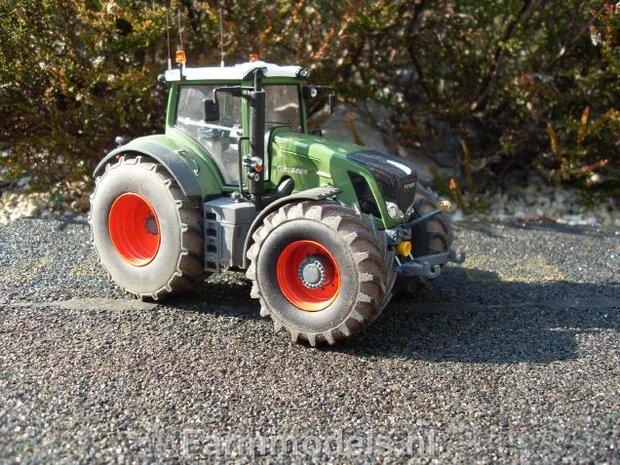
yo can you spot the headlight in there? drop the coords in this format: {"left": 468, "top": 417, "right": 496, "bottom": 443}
{"left": 385, "top": 201, "right": 406, "bottom": 220}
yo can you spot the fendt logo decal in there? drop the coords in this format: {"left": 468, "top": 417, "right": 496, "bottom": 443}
{"left": 277, "top": 165, "right": 314, "bottom": 176}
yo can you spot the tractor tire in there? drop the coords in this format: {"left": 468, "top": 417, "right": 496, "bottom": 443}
{"left": 90, "top": 155, "right": 206, "bottom": 300}
{"left": 396, "top": 183, "right": 452, "bottom": 296}
{"left": 246, "top": 201, "right": 396, "bottom": 346}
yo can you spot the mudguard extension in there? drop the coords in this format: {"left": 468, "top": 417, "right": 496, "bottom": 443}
{"left": 242, "top": 186, "right": 342, "bottom": 268}
{"left": 93, "top": 140, "right": 202, "bottom": 197}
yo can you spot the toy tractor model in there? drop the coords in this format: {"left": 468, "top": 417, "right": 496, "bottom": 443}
{"left": 90, "top": 60, "right": 464, "bottom": 346}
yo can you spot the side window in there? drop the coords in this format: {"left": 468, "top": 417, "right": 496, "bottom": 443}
{"left": 264, "top": 85, "right": 301, "bottom": 132}
{"left": 175, "top": 85, "right": 242, "bottom": 185}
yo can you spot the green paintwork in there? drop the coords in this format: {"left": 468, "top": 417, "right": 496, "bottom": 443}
{"left": 269, "top": 129, "right": 400, "bottom": 229}
{"left": 121, "top": 133, "right": 223, "bottom": 196}
{"left": 152, "top": 76, "right": 404, "bottom": 229}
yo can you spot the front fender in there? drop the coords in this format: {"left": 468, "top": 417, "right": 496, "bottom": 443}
{"left": 242, "top": 186, "right": 342, "bottom": 268}
{"left": 94, "top": 137, "right": 204, "bottom": 198}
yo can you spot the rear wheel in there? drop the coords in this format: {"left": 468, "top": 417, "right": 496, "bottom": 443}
{"left": 90, "top": 156, "right": 206, "bottom": 299}
{"left": 396, "top": 184, "right": 452, "bottom": 295}
{"left": 246, "top": 201, "right": 396, "bottom": 346}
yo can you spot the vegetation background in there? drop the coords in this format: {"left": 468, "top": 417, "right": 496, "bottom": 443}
{"left": 0, "top": 0, "right": 618, "bottom": 205}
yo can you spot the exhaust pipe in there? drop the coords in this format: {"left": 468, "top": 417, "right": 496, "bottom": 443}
{"left": 247, "top": 69, "right": 265, "bottom": 208}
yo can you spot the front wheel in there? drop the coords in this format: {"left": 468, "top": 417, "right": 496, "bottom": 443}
{"left": 246, "top": 201, "right": 396, "bottom": 346}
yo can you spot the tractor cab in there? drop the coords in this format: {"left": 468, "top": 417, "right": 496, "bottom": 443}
{"left": 164, "top": 61, "right": 309, "bottom": 189}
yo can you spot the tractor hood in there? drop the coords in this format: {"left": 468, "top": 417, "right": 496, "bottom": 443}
{"left": 272, "top": 131, "right": 419, "bottom": 216}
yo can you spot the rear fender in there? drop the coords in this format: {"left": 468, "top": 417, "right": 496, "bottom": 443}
{"left": 94, "top": 139, "right": 203, "bottom": 198}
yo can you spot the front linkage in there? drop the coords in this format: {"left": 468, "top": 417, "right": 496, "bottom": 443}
{"left": 386, "top": 205, "right": 466, "bottom": 280}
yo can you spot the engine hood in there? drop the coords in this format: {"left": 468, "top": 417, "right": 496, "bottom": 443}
{"left": 272, "top": 131, "right": 418, "bottom": 213}
{"left": 273, "top": 132, "right": 417, "bottom": 176}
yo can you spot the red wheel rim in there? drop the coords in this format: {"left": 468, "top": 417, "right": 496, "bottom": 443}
{"left": 108, "top": 193, "right": 160, "bottom": 266}
{"left": 276, "top": 240, "right": 341, "bottom": 312}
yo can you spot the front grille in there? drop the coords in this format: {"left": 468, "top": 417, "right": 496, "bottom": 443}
{"left": 396, "top": 178, "right": 417, "bottom": 213}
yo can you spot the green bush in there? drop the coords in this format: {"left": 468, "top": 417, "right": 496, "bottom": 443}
{"left": 0, "top": 0, "right": 617, "bottom": 196}
{"left": 0, "top": 0, "right": 167, "bottom": 189}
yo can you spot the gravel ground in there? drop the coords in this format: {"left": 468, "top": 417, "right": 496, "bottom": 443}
{"left": 0, "top": 217, "right": 618, "bottom": 464}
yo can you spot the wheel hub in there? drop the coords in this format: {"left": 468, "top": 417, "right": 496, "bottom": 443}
{"left": 145, "top": 215, "right": 159, "bottom": 235}
{"left": 298, "top": 255, "right": 332, "bottom": 289}
{"left": 276, "top": 240, "right": 341, "bottom": 312}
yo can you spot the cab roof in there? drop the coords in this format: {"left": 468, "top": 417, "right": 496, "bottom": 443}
{"left": 163, "top": 61, "right": 306, "bottom": 82}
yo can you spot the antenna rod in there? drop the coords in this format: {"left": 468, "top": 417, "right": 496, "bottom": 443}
{"left": 177, "top": 8, "right": 183, "bottom": 51}
{"left": 165, "top": 10, "right": 172, "bottom": 70}
{"left": 176, "top": 7, "right": 185, "bottom": 78}
{"left": 219, "top": 9, "right": 225, "bottom": 67}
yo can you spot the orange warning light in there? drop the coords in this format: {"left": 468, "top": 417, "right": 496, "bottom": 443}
{"left": 175, "top": 50, "right": 186, "bottom": 64}
{"left": 249, "top": 53, "right": 259, "bottom": 62}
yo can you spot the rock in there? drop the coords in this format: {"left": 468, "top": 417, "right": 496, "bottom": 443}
{"left": 320, "top": 102, "right": 393, "bottom": 154}
{"left": 0, "top": 149, "right": 617, "bottom": 228}
{"left": 398, "top": 146, "right": 434, "bottom": 184}
{"left": 431, "top": 151, "right": 458, "bottom": 168}
{"left": 316, "top": 101, "right": 461, "bottom": 184}
{"left": 363, "top": 100, "right": 392, "bottom": 125}
{"left": 16, "top": 176, "right": 32, "bottom": 188}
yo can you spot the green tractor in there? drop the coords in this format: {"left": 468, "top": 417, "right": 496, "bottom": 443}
{"left": 90, "top": 60, "right": 464, "bottom": 346}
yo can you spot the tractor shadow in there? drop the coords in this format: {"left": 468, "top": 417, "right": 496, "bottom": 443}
{"left": 331, "top": 266, "right": 619, "bottom": 364}
{"left": 162, "top": 274, "right": 260, "bottom": 321}
{"left": 160, "top": 218, "right": 619, "bottom": 365}
{"left": 167, "top": 265, "right": 619, "bottom": 365}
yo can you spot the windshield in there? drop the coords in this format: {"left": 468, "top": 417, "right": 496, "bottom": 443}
{"left": 264, "top": 84, "right": 301, "bottom": 132}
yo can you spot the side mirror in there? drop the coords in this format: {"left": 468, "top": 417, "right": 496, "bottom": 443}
{"left": 203, "top": 98, "right": 220, "bottom": 122}
{"left": 303, "top": 86, "right": 319, "bottom": 99}
{"left": 328, "top": 94, "right": 336, "bottom": 115}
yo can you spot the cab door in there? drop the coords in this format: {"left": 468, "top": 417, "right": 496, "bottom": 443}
{"left": 174, "top": 84, "right": 244, "bottom": 186}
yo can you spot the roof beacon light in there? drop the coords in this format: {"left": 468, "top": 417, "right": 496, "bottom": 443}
{"left": 249, "top": 53, "right": 259, "bottom": 62}
{"left": 175, "top": 50, "right": 186, "bottom": 65}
